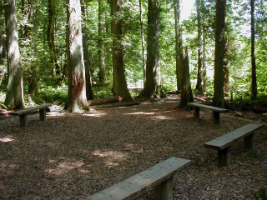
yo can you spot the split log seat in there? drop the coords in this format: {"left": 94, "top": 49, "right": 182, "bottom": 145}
{"left": 204, "top": 123, "right": 264, "bottom": 167}
{"left": 187, "top": 102, "right": 228, "bottom": 124}
{"left": 10, "top": 104, "right": 52, "bottom": 127}
{"left": 85, "top": 157, "right": 191, "bottom": 200}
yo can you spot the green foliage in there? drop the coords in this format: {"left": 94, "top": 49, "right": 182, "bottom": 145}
{"left": 93, "top": 83, "right": 113, "bottom": 99}
{"left": 259, "top": 188, "right": 267, "bottom": 200}
{"left": 32, "top": 85, "right": 67, "bottom": 105}
{"left": 0, "top": 102, "right": 7, "bottom": 109}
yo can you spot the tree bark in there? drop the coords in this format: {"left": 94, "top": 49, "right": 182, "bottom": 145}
{"left": 140, "top": 0, "right": 164, "bottom": 98}
{"left": 213, "top": 0, "right": 226, "bottom": 108}
{"left": 139, "top": 0, "right": 146, "bottom": 86}
{"left": 251, "top": 0, "right": 257, "bottom": 100}
{"left": 110, "top": 0, "right": 132, "bottom": 101}
{"left": 174, "top": 0, "right": 182, "bottom": 92}
{"left": 81, "top": 0, "right": 94, "bottom": 100}
{"left": 98, "top": 0, "right": 106, "bottom": 83}
{"left": 66, "top": 0, "right": 88, "bottom": 112}
{"left": 195, "top": 0, "right": 205, "bottom": 94}
{"left": 48, "top": 0, "right": 59, "bottom": 74}
{"left": 179, "top": 47, "right": 194, "bottom": 107}
{"left": 4, "top": 0, "right": 25, "bottom": 110}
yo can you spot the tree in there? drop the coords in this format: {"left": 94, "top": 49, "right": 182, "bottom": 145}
{"left": 213, "top": 0, "right": 226, "bottom": 108}
{"left": 250, "top": 0, "right": 257, "bottom": 100}
{"left": 98, "top": 0, "right": 106, "bottom": 83}
{"left": 140, "top": 0, "right": 164, "bottom": 98}
{"left": 66, "top": 0, "right": 88, "bottom": 112}
{"left": 110, "top": 0, "right": 132, "bottom": 101}
{"left": 179, "top": 47, "right": 193, "bottom": 107}
{"left": 81, "top": 0, "right": 94, "bottom": 100}
{"left": 4, "top": 0, "right": 25, "bottom": 109}
{"left": 48, "top": 0, "right": 59, "bottom": 74}
{"left": 195, "top": 0, "right": 206, "bottom": 94}
{"left": 139, "top": 0, "right": 146, "bottom": 85}
{"left": 174, "top": 0, "right": 182, "bottom": 92}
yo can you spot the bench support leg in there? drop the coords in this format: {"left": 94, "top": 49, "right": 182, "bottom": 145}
{"left": 193, "top": 107, "right": 200, "bottom": 119}
{"left": 244, "top": 133, "right": 255, "bottom": 150}
{"left": 212, "top": 112, "right": 220, "bottom": 124}
{"left": 39, "top": 108, "right": 47, "bottom": 121}
{"left": 218, "top": 146, "right": 231, "bottom": 167}
{"left": 19, "top": 114, "right": 28, "bottom": 127}
{"left": 154, "top": 177, "right": 173, "bottom": 200}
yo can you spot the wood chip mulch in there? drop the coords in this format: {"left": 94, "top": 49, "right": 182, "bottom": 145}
{"left": 0, "top": 94, "right": 267, "bottom": 199}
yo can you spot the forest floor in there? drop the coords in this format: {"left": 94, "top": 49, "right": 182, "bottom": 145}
{"left": 0, "top": 94, "right": 267, "bottom": 200}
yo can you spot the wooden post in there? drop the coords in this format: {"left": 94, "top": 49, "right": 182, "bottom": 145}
{"left": 193, "top": 107, "right": 200, "bottom": 119}
{"left": 154, "top": 177, "right": 173, "bottom": 200}
{"left": 212, "top": 111, "right": 220, "bottom": 124}
{"left": 19, "top": 114, "right": 28, "bottom": 127}
{"left": 39, "top": 109, "right": 47, "bottom": 121}
{"left": 244, "top": 133, "right": 255, "bottom": 150}
{"left": 218, "top": 146, "right": 231, "bottom": 167}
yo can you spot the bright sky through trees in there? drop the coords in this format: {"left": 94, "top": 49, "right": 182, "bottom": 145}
{"left": 181, "top": 0, "right": 195, "bottom": 22}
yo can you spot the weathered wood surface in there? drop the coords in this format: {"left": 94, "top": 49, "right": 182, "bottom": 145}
{"left": 88, "top": 96, "right": 123, "bottom": 106}
{"left": 204, "top": 123, "right": 264, "bottom": 150}
{"left": 187, "top": 102, "right": 228, "bottom": 112}
{"left": 10, "top": 104, "right": 52, "bottom": 115}
{"left": 85, "top": 157, "right": 191, "bottom": 200}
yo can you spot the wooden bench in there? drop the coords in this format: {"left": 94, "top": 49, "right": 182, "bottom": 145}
{"left": 85, "top": 157, "right": 191, "bottom": 200}
{"left": 10, "top": 104, "right": 52, "bottom": 127}
{"left": 204, "top": 123, "right": 264, "bottom": 167}
{"left": 187, "top": 102, "right": 228, "bottom": 124}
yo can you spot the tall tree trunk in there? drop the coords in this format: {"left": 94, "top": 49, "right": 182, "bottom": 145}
{"left": 110, "top": 0, "right": 132, "bottom": 101}
{"left": 139, "top": 0, "right": 146, "bottom": 86}
{"left": 202, "top": 29, "right": 206, "bottom": 94}
{"left": 66, "top": 0, "right": 88, "bottom": 112}
{"left": 174, "top": 0, "right": 182, "bottom": 92}
{"left": 213, "top": 0, "right": 226, "bottom": 108}
{"left": 179, "top": 47, "right": 194, "bottom": 107}
{"left": 195, "top": 0, "right": 205, "bottom": 94}
{"left": 0, "top": 0, "right": 5, "bottom": 86}
{"left": 251, "top": 0, "right": 257, "bottom": 100}
{"left": 81, "top": 0, "right": 94, "bottom": 100}
{"left": 0, "top": 0, "right": 5, "bottom": 65}
{"left": 223, "top": 37, "right": 229, "bottom": 94}
{"left": 140, "top": 0, "right": 163, "bottom": 98}
{"left": 48, "top": 0, "right": 59, "bottom": 75}
{"left": 98, "top": 0, "right": 106, "bottom": 83}
{"left": 4, "top": 0, "right": 25, "bottom": 110}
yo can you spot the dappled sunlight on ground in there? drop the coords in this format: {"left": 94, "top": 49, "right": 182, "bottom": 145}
{"left": 124, "top": 111, "right": 155, "bottom": 116}
{"left": 0, "top": 135, "right": 14, "bottom": 143}
{"left": 92, "top": 150, "right": 128, "bottom": 167}
{"left": 45, "top": 159, "right": 86, "bottom": 176}
{"left": 1, "top": 94, "right": 267, "bottom": 199}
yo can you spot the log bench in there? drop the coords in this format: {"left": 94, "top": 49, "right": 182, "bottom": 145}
{"left": 187, "top": 102, "right": 228, "bottom": 124}
{"left": 85, "top": 157, "right": 191, "bottom": 200}
{"left": 204, "top": 123, "right": 264, "bottom": 167}
{"left": 10, "top": 104, "right": 52, "bottom": 127}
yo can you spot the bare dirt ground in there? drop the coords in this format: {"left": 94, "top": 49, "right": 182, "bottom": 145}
{"left": 0, "top": 94, "right": 267, "bottom": 200}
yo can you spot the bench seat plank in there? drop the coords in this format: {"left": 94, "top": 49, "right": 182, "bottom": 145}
{"left": 187, "top": 102, "right": 228, "bottom": 112}
{"left": 204, "top": 123, "right": 264, "bottom": 150}
{"left": 10, "top": 104, "right": 52, "bottom": 115}
{"left": 86, "top": 157, "right": 191, "bottom": 200}
{"left": 187, "top": 102, "right": 228, "bottom": 124}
